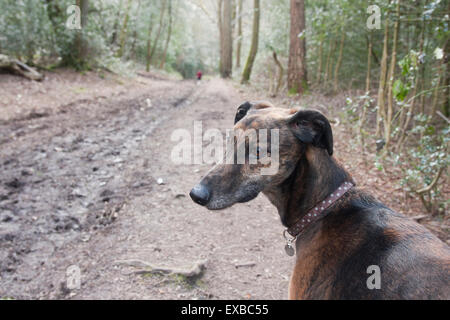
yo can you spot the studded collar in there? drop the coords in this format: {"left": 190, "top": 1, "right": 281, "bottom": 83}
{"left": 286, "top": 181, "right": 355, "bottom": 239}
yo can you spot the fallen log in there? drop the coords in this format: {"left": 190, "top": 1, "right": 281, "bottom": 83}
{"left": 0, "top": 54, "right": 44, "bottom": 81}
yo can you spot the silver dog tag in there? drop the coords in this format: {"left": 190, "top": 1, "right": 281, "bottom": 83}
{"left": 284, "top": 243, "right": 295, "bottom": 256}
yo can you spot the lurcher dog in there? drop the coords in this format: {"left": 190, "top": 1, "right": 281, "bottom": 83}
{"left": 189, "top": 101, "right": 450, "bottom": 299}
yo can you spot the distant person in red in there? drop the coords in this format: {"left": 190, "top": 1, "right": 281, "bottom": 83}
{"left": 196, "top": 70, "right": 202, "bottom": 81}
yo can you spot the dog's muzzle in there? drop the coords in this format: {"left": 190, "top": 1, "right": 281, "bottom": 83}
{"left": 189, "top": 184, "right": 211, "bottom": 206}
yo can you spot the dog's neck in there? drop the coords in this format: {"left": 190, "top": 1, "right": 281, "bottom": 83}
{"left": 264, "top": 147, "right": 352, "bottom": 228}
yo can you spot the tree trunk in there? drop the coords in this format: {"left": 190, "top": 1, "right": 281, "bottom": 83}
{"left": 288, "top": 0, "right": 307, "bottom": 95}
{"left": 111, "top": 0, "right": 123, "bottom": 45}
{"left": 444, "top": 37, "right": 450, "bottom": 117}
{"left": 146, "top": 0, "right": 167, "bottom": 71}
{"left": 272, "top": 51, "right": 284, "bottom": 96}
{"left": 384, "top": 0, "right": 400, "bottom": 149}
{"left": 218, "top": 0, "right": 224, "bottom": 73}
{"left": 146, "top": 18, "right": 154, "bottom": 71}
{"left": 159, "top": 0, "right": 173, "bottom": 69}
{"left": 376, "top": 11, "right": 389, "bottom": 138}
{"left": 365, "top": 33, "right": 372, "bottom": 93}
{"left": 316, "top": 36, "right": 323, "bottom": 85}
{"left": 324, "top": 38, "right": 335, "bottom": 84}
{"left": 74, "top": 0, "right": 89, "bottom": 68}
{"left": 150, "top": 0, "right": 168, "bottom": 67}
{"left": 117, "top": 0, "right": 132, "bottom": 58}
{"left": 333, "top": 29, "right": 345, "bottom": 93}
{"left": 396, "top": 22, "right": 425, "bottom": 152}
{"left": 430, "top": 66, "right": 442, "bottom": 120}
{"left": 235, "top": 0, "right": 243, "bottom": 68}
{"left": 232, "top": 0, "right": 237, "bottom": 36}
{"left": 129, "top": 0, "right": 141, "bottom": 60}
{"left": 268, "top": 61, "right": 274, "bottom": 95}
{"left": 220, "top": 0, "right": 233, "bottom": 78}
{"left": 45, "top": 0, "right": 63, "bottom": 54}
{"left": 241, "top": 0, "right": 260, "bottom": 84}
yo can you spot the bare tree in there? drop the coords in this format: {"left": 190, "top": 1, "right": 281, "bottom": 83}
{"left": 384, "top": 0, "right": 400, "bottom": 149}
{"left": 159, "top": 0, "right": 173, "bottom": 69}
{"left": 235, "top": 0, "right": 243, "bottom": 68}
{"left": 365, "top": 33, "right": 373, "bottom": 93}
{"left": 117, "top": 0, "right": 132, "bottom": 58}
{"left": 111, "top": 0, "right": 123, "bottom": 45}
{"left": 444, "top": 35, "right": 450, "bottom": 117}
{"left": 218, "top": 0, "right": 232, "bottom": 78}
{"left": 316, "top": 35, "right": 324, "bottom": 85}
{"left": 333, "top": 28, "right": 345, "bottom": 92}
{"left": 323, "top": 38, "right": 336, "bottom": 84}
{"left": 376, "top": 10, "right": 389, "bottom": 137}
{"left": 288, "top": 0, "right": 307, "bottom": 95}
{"left": 241, "top": 0, "right": 260, "bottom": 84}
{"left": 129, "top": 0, "right": 142, "bottom": 60}
{"left": 145, "top": 13, "right": 155, "bottom": 72}
{"left": 74, "top": 0, "right": 89, "bottom": 68}
{"left": 146, "top": 0, "right": 168, "bottom": 71}
{"left": 272, "top": 51, "right": 284, "bottom": 96}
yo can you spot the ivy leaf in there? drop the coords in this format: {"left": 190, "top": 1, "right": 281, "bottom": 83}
{"left": 424, "top": 125, "right": 436, "bottom": 136}
{"left": 393, "top": 79, "right": 408, "bottom": 101}
{"left": 399, "top": 56, "right": 410, "bottom": 76}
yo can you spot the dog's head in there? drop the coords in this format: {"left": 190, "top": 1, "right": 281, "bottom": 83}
{"left": 189, "top": 101, "right": 333, "bottom": 210}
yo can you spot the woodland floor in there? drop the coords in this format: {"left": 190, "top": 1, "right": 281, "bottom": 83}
{"left": 0, "top": 69, "right": 448, "bottom": 299}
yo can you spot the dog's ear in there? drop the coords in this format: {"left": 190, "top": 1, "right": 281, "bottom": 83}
{"left": 234, "top": 101, "right": 252, "bottom": 124}
{"left": 288, "top": 110, "right": 333, "bottom": 155}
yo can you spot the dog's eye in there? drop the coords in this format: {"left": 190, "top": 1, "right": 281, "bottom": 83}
{"left": 296, "top": 120, "right": 308, "bottom": 126}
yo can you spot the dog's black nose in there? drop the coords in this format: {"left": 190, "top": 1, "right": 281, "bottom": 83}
{"left": 189, "top": 184, "right": 211, "bottom": 206}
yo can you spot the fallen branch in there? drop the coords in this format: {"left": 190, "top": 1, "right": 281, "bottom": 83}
{"left": 436, "top": 111, "right": 450, "bottom": 124}
{"left": 0, "top": 54, "right": 44, "bottom": 81}
{"left": 416, "top": 167, "right": 445, "bottom": 194}
{"left": 410, "top": 214, "right": 428, "bottom": 221}
{"left": 272, "top": 51, "right": 284, "bottom": 97}
{"left": 114, "top": 259, "right": 207, "bottom": 279}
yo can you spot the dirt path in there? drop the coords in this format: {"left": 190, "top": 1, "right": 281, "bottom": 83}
{"left": 0, "top": 71, "right": 447, "bottom": 300}
{"left": 0, "top": 72, "right": 294, "bottom": 299}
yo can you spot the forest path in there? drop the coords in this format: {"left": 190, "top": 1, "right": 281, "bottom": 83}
{"left": 0, "top": 72, "right": 293, "bottom": 299}
{"left": 0, "top": 70, "right": 445, "bottom": 299}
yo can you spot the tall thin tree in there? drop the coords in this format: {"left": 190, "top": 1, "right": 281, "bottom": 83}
{"left": 241, "top": 0, "right": 260, "bottom": 84}
{"left": 365, "top": 33, "right": 373, "bottom": 93}
{"left": 74, "top": 0, "right": 89, "bottom": 68}
{"left": 117, "top": 0, "right": 132, "bottom": 58}
{"left": 219, "top": 0, "right": 233, "bottom": 78}
{"left": 159, "top": 0, "right": 173, "bottom": 69}
{"left": 146, "top": 0, "right": 167, "bottom": 71}
{"left": 235, "top": 0, "right": 243, "bottom": 68}
{"left": 333, "top": 28, "right": 345, "bottom": 93}
{"left": 376, "top": 9, "right": 389, "bottom": 137}
{"left": 111, "top": 0, "right": 123, "bottom": 45}
{"left": 384, "top": 0, "right": 400, "bottom": 149}
{"left": 288, "top": 0, "right": 307, "bottom": 94}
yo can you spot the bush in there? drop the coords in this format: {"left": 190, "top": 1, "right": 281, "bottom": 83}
{"left": 398, "top": 115, "right": 449, "bottom": 214}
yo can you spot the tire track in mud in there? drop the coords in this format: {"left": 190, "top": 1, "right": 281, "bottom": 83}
{"left": 1, "top": 78, "right": 294, "bottom": 300}
{"left": 0, "top": 78, "right": 200, "bottom": 298}
{"left": 66, "top": 79, "right": 294, "bottom": 300}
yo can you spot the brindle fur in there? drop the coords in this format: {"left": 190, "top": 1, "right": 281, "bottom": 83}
{"left": 191, "top": 101, "right": 450, "bottom": 300}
